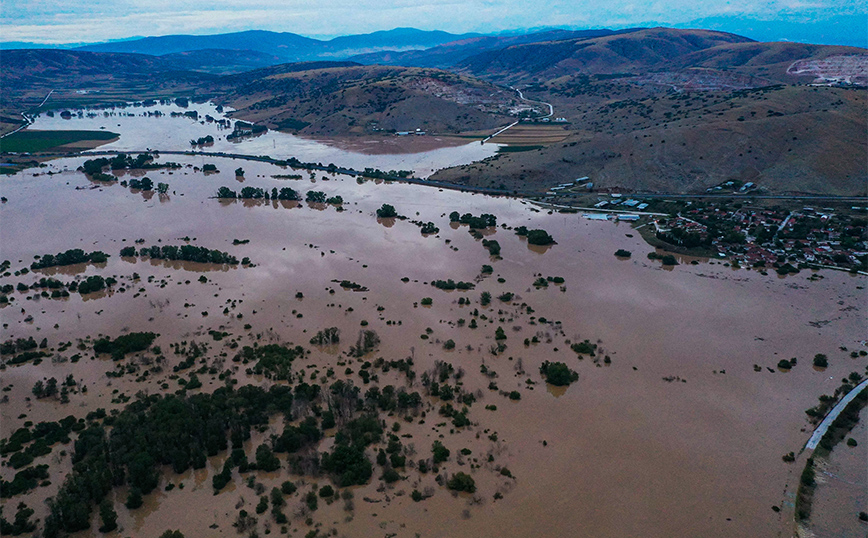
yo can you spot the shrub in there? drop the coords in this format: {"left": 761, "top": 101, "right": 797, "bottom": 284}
{"left": 446, "top": 472, "right": 476, "bottom": 493}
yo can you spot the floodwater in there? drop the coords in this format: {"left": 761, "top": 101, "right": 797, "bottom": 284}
{"left": 807, "top": 412, "right": 868, "bottom": 537}
{"left": 1, "top": 153, "right": 866, "bottom": 538}
{"left": 27, "top": 102, "right": 499, "bottom": 177}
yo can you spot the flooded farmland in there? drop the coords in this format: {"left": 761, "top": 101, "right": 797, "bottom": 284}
{"left": 0, "top": 148, "right": 866, "bottom": 538}
{"left": 26, "top": 102, "right": 499, "bottom": 178}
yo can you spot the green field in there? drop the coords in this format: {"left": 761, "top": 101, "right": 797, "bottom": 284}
{"left": 0, "top": 129, "right": 119, "bottom": 153}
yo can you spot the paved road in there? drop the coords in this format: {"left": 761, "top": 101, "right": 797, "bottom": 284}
{"left": 805, "top": 378, "right": 868, "bottom": 451}
{"left": 482, "top": 86, "right": 554, "bottom": 143}
{"left": 1, "top": 90, "right": 52, "bottom": 139}
{"left": 513, "top": 87, "right": 553, "bottom": 118}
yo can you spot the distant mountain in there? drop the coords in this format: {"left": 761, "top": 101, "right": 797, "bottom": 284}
{"left": 160, "top": 49, "right": 286, "bottom": 74}
{"left": 348, "top": 29, "right": 640, "bottom": 68}
{"left": 457, "top": 28, "right": 756, "bottom": 82}
{"left": 72, "top": 28, "right": 478, "bottom": 62}
{"left": 75, "top": 30, "right": 321, "bottom": 60}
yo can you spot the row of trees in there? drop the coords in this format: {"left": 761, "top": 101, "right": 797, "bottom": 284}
{"left": 450, "top": 212, "right": 497, "bottom": 229}
{"left": 120, "top": 245, "right": 240, "bottom": 265}
{"left": 31, "top": 249, "right": 108, "bottom": 270}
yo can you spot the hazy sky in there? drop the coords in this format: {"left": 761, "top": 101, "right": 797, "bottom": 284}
{"left": 3, "top": 0, "right": 866, "bottom": 45}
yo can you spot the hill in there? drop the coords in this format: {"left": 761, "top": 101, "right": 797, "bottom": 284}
{"left": 457, "top": 28, "right": 756, "bottom": 82}
{"left": 348, "top": 29, "right": 638, "bottom": 69}
{"left": 213, "top": 64, "right": 521, "bottom": 136}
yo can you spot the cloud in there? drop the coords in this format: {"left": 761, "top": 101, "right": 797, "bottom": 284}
{"left": 2, "top": 0, "right": 866, "bottom": 43}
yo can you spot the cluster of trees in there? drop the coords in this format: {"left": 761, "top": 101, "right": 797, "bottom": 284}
{"left": 121, "top": 245, "right": 240, "bottom": 265}
{"left": 571, "top": 340, "right": 597, "bottom": 356}
{"left": 420, "top": 222, "right": 439, "bottom": 234}
{"left": 93, "top": 332, "right": 157, "bottom": 359}
{"left": 31, "top": 249, "right": 108, "bottom": 270}
{"left": 71, "top": 275, "right": 112, "bottom": 295}
{"left": 540, "top": 361, "right": 579, "bottom": 386}
{"left": 215, "top": 186, "right": 301, "bottom": 201}
{"left": 227, "top": 121, "right": 267, "bottom": 140}
{"left": 320, "top": 415, "right": 381, "bottom": 486}
{"left": 525, "top": 229, "right": 555, "bottom": 246}
{"left": 236, "top": 344, "right": 306, "bottom": 381}
{"left": 482, "top": 239, "right": 501, "bottom": 256}
{"left": 431, "top": 279, "right": 474, "bottom": 290}
{"left": 42, "top": 384, "right": 296, "bottom": 537}
{"left": 190, "top": 135, "right": 214, "bottom": 146}
{"left": 124, "top": 177, "right": 169, "bottom": 193}
{"left": 647, "top": 252, "right": 678, "bottom": 265}
{"left": 128, "top": 177, "right": 152, "bottom": 190}
{"left": 449, "top": 212, "right": 497, "bottom": 229}
{"left": 349, "top": 330, "right": 380, "bottom": 357}
{"left": 310, "top": 327, "right": 340, "bottom": 346}
{"left": 614, "top": 249, "right": 632, "bottom": 257}
{"left": 0, "top": 337, "right": 39, "bottom": 355}
{"left": 1, "top": 416, "right": 84, "bottom": 498}
{"left": 81, "top": 154, "right": 177, "bottom": 176}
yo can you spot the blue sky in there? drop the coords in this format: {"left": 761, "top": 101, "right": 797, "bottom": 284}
{"left": 2, "top": 0, "right": 866, "bottom": 46}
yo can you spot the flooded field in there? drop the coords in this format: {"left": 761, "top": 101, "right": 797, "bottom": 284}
{"left": 26, "top": 102, "right": 498, "bottom": 177}
{"left": 1, "top": 152, "right": 866, "bottom": 538}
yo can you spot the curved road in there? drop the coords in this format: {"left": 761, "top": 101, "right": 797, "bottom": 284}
{"left": 482, "top": 86, "right": 554, "bottom": 143}
{"left": 805, "top": 378, "right": 868, "bottom": 450}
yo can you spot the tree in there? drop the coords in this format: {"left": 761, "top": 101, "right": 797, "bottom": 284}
{"left": 540, "top": 361, "right": 579, "bottom": 386}
{"left": 432, "top": 441, "right": 449, "bottom": 463}
{"left": 306, "top": 191, "right": 327, "bottom": 203}
{"left": 526, "top": 229, "right": 554, "bottom": 245}
{"left": 255, "top": 444, "right": 280, "bottom": 472}
{"left": 216, "top": 186, "right": 237, "bottom": 198}
{"left": 376, "top": 204, "right": 397, "bottom": 218}
{"left": 447, "top": 472, "right": 476, "bottom": 492}
{"left": 235, "top": 167, "right": 244, "bottom": 177}
{"left": 98, "top": 499, "right": 118, "bottom": 533}
{"left": 157, "top": 182, "right": 169, "bottom": 194}
{"left": 125, "top": 487, "right": 143, "bottom": 509}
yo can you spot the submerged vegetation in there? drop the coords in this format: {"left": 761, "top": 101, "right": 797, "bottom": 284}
{"left": 120, "top": 245, "right": 240, "bottom": 265}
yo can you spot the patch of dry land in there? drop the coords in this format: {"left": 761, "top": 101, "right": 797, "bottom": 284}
{"left": 1, "top": 153, "right": 866, "bottom": 538}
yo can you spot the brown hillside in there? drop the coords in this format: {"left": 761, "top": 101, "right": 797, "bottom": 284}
{"left": 431, "top": 85, "right": 867, "bottom": 196}
{"left": 219, "top": 65, "right": 520, "bottom": 136}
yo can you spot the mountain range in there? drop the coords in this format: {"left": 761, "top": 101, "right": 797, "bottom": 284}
{"left": 1, "top": 26, "right": 865, "bottom": 195}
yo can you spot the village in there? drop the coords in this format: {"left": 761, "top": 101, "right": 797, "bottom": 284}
{"left": 644, "top": 201, "right": 867, "bottom": 273}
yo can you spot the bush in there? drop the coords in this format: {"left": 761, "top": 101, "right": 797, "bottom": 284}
{"left": 432, "top": 441, "right": 450, "bottom": 463}
{"left": 446, "top": 472, "right": 476, "bottom": 493}
{"left": 615, "top": 249, "right": 632, "bottom": 257}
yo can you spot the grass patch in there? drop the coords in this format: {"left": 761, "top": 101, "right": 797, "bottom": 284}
{"left": 497, "top": 145, "right": 543, "bottom": 153}
{"left": 1, "top": 130, "right": 119, "bottom": 153}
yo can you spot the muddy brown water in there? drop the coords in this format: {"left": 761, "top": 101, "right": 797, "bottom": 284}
{"left": 0, "top": 154, "right": 866, "bottom": 537}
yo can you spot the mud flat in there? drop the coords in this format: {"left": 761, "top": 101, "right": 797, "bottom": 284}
{"left": 0, "top": 153, "right": 866, "bottom": 538}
